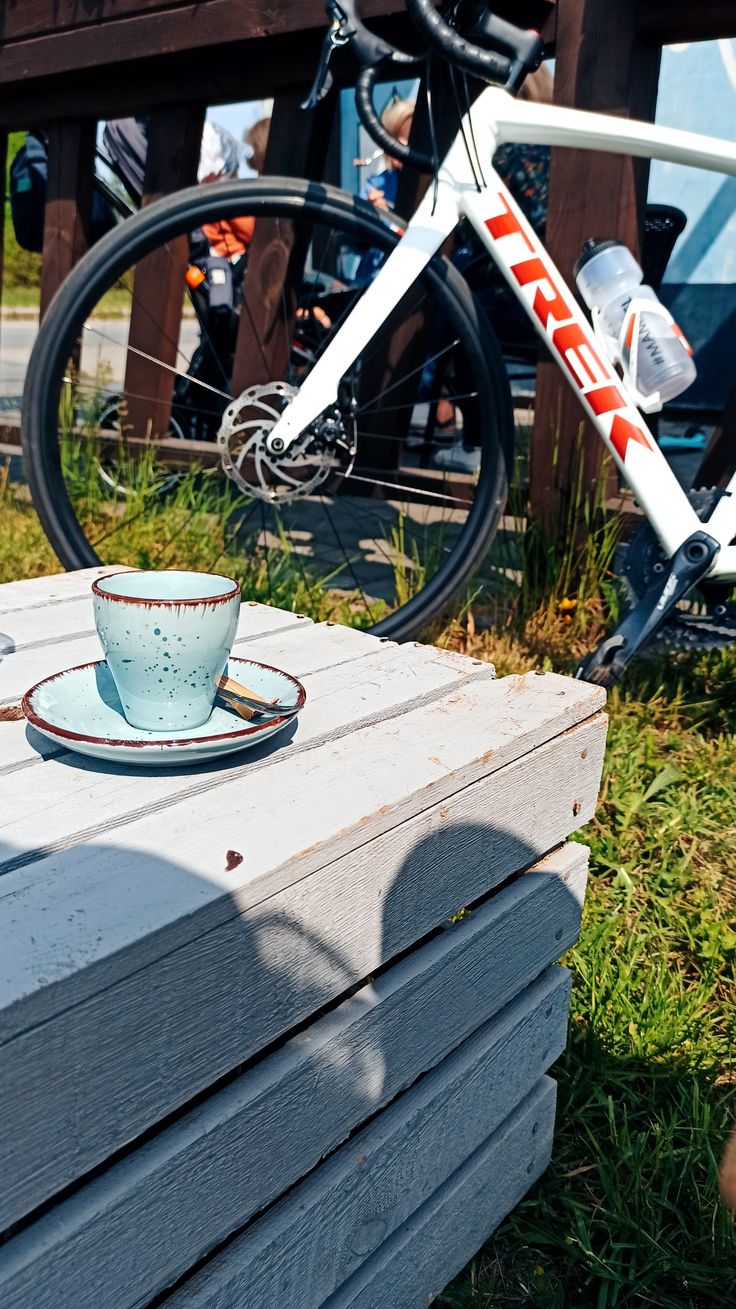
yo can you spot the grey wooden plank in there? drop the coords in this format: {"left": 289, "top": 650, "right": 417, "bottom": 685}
{"left": 0, "top": 619, "right": 406, "bottom": 774}
{"left": 0, "top": 841, "right": 587, "bottom": 1235}
{"left": 0, "top": 673, "right": 604, "bottom": 1039}
{"left": 154, "top": 973, "right": 570, "bottom": 1309}
{"left": 0, "top": 968, "right": 571, "bottom": 1309}
{"left": 0, "top": 567, "right": 116, "bottom": 615}
{"left": 0, "top": 642, "right": 492, "bottom": 861}
{"left": 0, "top": 596, "right": 312, "bottom": 661}
{"left": 322, "top": 1078, "right": 558, "bottom": 1309}
{"left": 0, "top": 602, "right": 326, "bottom": 707}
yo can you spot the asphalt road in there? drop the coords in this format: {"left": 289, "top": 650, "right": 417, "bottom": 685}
{"left": 0, "top": 317, "right": 200, "bottom": 407}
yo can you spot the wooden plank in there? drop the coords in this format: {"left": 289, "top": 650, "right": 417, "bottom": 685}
{"left": 0, "top": 965, "right": 571, "bottom": 1309}
{"left": 325, "top": 1078, "right": 558, "bottom": 1309}
{"left": 0, "top": 674, "right": 601, "bottom": 1030}
{"left": 0, "top": 566, "right": 120, "bottom": 614}
{"left": 0, "top": 599, "right": 316, "bottom": 704}
{"left": 231, "top": 84, "right": 338, "bottom": 396}
{"left": 0, "top": 1, "right": 403, "bottom": 59}
{"left": 0, "top": 700, "right": 593, "bottom": 1231}
{"left": 0, "top": 618, "right": 399, "bottom": 773}
{"left": 637, "top": 0, "right": 736, "bottom": 41}
{"left": 158, "top": 979, "right": 567, "bottom": 1309}
{"left": 529, "top": 0, "right": 661, "bottom": 538}
{"left": 40, "top": 120, "right": 97, "bottom": 318}
{"left": 0, "top": 639, "right": 493, "bottom": 851}
{"left": 123, "top": 102, "right": 205, "bottom": 438}
{"left": 1, "top": 633, "right": 471, "bottom": 781}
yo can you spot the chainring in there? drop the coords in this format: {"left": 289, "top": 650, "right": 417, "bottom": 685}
{"left": 217, "top": 382, "right": 356, "bottom": 504}
{"left": 617, "top": 488, "right": 736, "bottom": 652}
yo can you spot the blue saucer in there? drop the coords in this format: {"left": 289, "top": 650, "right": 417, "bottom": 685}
{"left": 22, "top": 656, "right": 305, "bottom": 767}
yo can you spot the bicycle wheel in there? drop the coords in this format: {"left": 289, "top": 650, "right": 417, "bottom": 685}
{"left": 22, "top": 177, "right": 513, "bottom": 639}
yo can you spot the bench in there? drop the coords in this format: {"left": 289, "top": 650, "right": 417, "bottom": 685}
{"left": 0, "top": 568, "right": 607, "bottom": 1307}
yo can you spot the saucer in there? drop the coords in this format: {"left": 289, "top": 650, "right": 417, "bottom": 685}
{"left": 22, "top": 657, "right": 306, "bottom": 767}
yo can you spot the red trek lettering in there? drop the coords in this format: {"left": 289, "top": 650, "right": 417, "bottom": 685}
{"left": 512, "top": 257, "right": 570, "bottom": 328}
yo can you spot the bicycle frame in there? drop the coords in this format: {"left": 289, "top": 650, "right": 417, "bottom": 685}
{"left": 267, "top": 87, "right": 736, "bottom": 579}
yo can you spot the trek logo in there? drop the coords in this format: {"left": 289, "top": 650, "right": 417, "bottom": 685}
{"left": 485, "top": 197, "right": 652, "bottom": 463}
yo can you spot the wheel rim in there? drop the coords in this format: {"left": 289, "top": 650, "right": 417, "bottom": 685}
{"left": 23, "top": 181, "right": 507, "bottom": 637}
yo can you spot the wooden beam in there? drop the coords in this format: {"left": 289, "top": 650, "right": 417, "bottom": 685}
{"left": 39, "top": 120, "right": 96, "bottom": 319}
{"left": 0, "top": 2, "right": 404, "bottom": 82}
{"left": 123, "top": 102, "right": 205, "bottom": 439}
{"left": 529, "top": 0, "right": 661, "bottom": 539}
{"left": 637, "top": 0, "right": 736, "bottom": 42}
{"left": 230, "top": 86, "right": 339, "bottom": 396}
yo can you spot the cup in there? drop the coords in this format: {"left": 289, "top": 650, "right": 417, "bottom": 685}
{"left": 92, "top": 570, "right": 241, "bottom": 731}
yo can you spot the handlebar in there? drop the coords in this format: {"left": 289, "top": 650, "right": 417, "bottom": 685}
{"left": 306, "top": 2, "right": 546, "bottom": 175}
{"left": 406, "top": 1, "right": 544, "bottom": 94}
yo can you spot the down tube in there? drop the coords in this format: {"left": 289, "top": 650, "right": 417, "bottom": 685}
{"left": 263, "top": 181, "right": 461, "bottom": 455}
{"left": 461, "top": 180, "right": 701, "bottom": 557}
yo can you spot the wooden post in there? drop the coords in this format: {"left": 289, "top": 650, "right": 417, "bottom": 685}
{"left": 123, "top": 103, "right": 205, "bottom": 439}
{"left": 230, "top": 87, "right": 339, "bottom": 396}
{"left": 529, "top": 0, "right": 661, "bottom": 537}
{"left": 40, "top": 121, "right": 96, "bottom": 320}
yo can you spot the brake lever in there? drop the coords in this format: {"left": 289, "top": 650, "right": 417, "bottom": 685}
{"left": 301, "top": 7, "right": 352, "bottom": 110}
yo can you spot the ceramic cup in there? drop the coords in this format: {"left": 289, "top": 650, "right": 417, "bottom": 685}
{"left": 92, "top": 570, "right": 241, "bottom": 731}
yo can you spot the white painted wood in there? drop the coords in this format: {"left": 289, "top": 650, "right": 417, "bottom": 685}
{"left": 0, "top": 842, "right": 588, "bottom": 1232}
{"left": 0, "top": 567, "right": 117, "bottom": 614}
{"left": 0, "top": 602, "right": 325, "bottom": 706}
{"left": 0, "top": 641, "right": 492, "bottom": 856}
{"left": 0, "top": 596, "right": 312, "bottom": 661}
{"left": 152, "top": 975, "right": 569, "bottom": 1309}
{"left": 322, "top": 1078, "right": 557, "bottom": 1309}
{"left": 0, "top": 674, "right": 603, "bottom": 1037}
{"left": 0, "top": 620, "right": 408, "bottom": 774}
{"left": 0, "top": 968, "right": 570, "bottom": 1309}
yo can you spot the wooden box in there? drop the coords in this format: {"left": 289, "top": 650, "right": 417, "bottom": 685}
{"left": 0, "top": 569, "right": 607, "bottom": 1307}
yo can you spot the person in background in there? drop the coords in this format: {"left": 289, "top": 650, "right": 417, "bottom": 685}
{"left": 363, "top": 98, "right": 415, "bottom": 212}
{"left": 243, "top": 118, "right": 271, "bottom": 177}
{"left": 198, "top": 121, "right": 255, "bottom": 258}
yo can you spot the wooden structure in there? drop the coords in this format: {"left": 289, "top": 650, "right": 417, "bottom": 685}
{"left": 0, "top": 1, "right": 734, "bottom": 523}
{"left": 0, "top": 569, "right": 607, "bottom": 1307}
{"left": 531, "top": 0, "right": 736, "bottom": 530}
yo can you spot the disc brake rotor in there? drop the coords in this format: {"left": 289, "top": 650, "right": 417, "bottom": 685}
{"left": 216, "top": 381, "right": 356, "bottom": 504}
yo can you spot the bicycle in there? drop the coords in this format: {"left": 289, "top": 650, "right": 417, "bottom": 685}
{"left": 21, "top": 1, "right": 736, "bottom": 681}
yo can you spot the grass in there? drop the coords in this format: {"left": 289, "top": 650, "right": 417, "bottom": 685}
{"left": 432, "top": 453, "right": 736, "bottom": 1307}
{"left": 1, "top": 285, "right": 139, "bottom": 316}
{"left": 0, "top": 442, "right": 734, "bottom": 1305}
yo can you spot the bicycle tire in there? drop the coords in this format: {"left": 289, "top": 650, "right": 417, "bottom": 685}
{"left": 22, "top": 176, "right": 513, "bottom": 640}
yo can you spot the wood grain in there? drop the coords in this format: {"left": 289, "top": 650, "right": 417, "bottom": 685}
{"left": 323, "top": 1079, "right": 557, "bottom": 1309}
{"left": 162, "top": 989, "right": 565, "bottom": 1309}
{"left": 0, "top": 968, "right": 570, "bottom": 1309}
{"left": 0, "top": 842, "right": 588, "bottom": 1232}
{"left": 0, "top": 679, "right": 600, "bottom": 1034}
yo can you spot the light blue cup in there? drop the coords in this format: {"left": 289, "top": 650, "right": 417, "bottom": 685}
{"left": 92, "top": 570, "right": 241, "bottom": 731}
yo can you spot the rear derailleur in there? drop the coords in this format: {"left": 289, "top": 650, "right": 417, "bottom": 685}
{"left": 576, "top": 487, "right": 736, "bottom": 686}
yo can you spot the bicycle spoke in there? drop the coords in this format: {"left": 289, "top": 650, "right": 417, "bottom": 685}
{"left": 318, "top": 493, "right": 376, "bottom": 621}
{"left": 82, "top": 324, "right": 232, "bottom": 402}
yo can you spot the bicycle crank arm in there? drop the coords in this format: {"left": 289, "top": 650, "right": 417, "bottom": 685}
{"left": 576, "top": 530, "right": 720, "bottom": 687}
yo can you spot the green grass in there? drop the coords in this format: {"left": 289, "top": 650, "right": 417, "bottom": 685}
{"left": 435, "top": 488, "right": 736, "bottom": 1305}
{"left": 1, "top": 284, "right": 137, "bottom": 317}
{"left": 1, "top": 445, "right": 734, "bottom": 1304}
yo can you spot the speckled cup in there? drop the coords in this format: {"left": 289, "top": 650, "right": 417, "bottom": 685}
{"left": 92, "top": 570, "right": 241, "bottom": 731}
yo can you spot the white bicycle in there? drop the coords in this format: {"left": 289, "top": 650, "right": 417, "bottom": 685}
{"left": 21, "top": 1, "right": 736, "bottom": 681}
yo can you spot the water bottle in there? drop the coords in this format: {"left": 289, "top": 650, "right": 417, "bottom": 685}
{"left": 574, "top": 239, "right": 696, "bottom": 406}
